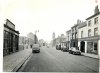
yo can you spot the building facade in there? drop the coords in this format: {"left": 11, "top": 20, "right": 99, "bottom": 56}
{"left": 78, "top": 5, "right": 100, "bottom": 55}
{"left": 53, "top": 34, "right": 67, "bottom": 47}
{"left": 19, "top": 36, "right": 31, "bottom": 50}
{"left": 3, "top": 19, "right": 19, "bottom": 56}
{"left": 27, "top": 32, "right": 35, "bottom": 48}
{"left": 71, "top": 23, "right": 78, "bottom": 48}
{"left": 66, "top": 30, "right": 71, "bottom": 49}
{"left": 78, "top": 21, "right": 87, "bottom": 53}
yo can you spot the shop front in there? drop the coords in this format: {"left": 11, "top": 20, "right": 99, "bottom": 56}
{"left": 78, "top": 36, "right": 100, "bottom": 55}
{"left": 3, "top": 19, "right": 19, "bottom": 56}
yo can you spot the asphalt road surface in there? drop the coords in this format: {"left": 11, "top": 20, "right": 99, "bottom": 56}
{"left": 19, "top": 46, "right": 99, "bottom": 72}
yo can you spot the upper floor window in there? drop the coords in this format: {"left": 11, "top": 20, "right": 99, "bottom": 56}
{"left": 94, "top": 17, "right": 98, "bottom": 24}
{"left": 72, "top": 33, "right": 74, "bottom": 39}
{"left": 88, "top": 20, "right": 91, "bottom": 26}
{"left": 72, "top": 28, "right": 74, "bottom": 33}
{"left": 75, "top": 32, "right": 77, "bottom": 39}
{"left": 81, "top": 31, "right": 83, "bottom": 38}
{"left": 94, "top": 27, "right": 98, "bottom": 36}
{"left": 88, "top": 29, "right": 91, "bottom": 37}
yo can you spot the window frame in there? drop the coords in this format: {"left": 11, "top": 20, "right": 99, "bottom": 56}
{"left": 88, "top": 20, "right": 91, "bottom": 26}
{"left": 88, "top": 29, "right": 91, "bottom": 37}
{"left": 94, "top": 27, "right": 98, "bottom": 36}
{"left": 94, "top": 17, "right": 98, "bottom": 24}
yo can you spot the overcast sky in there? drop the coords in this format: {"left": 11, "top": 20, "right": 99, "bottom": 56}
{"left": 1, "top": 0, "right": 100, "bottom": 42}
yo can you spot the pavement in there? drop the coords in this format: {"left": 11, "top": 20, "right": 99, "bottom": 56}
{"left": 52, "top": 47, "right": 99, "bottom": 59}
{"left": 81, "top": 53, "right": 99, "bottom": 59}
{"left": 3, "top": 48, "right": 32, "bottom": 72}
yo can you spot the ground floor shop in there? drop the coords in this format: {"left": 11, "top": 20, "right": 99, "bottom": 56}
{"left": 78, "top": 36, "right": 100, "bottom": 55}
{"left": 71, "top": 39, "right": 78, "bottom": 48}
{"left": 3, "top": 23, "right": 19, "bottom": 56}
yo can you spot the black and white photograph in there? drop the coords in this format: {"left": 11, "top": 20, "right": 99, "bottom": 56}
{"left": 0, "top": 0, "right": 100, "bottom": 73}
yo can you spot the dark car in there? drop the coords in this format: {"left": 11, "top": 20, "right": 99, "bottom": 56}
{"left": 60, "top": 42, "right": 68, "bottom": 52}
{"left": 32, "top": 44, "right": 40, "bottom": 53}
{"left": 56, "top": 44, "right": 61, "bottom": 50}
{"left": 69, "top": 47, "right": 81, "bottom": 55}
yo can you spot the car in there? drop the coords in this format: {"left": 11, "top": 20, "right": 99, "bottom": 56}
{"left": 56, "top": 44, "right": 61, "bottom": 50}
{"left": 69, "top": 47, "right": 81, "bottom": 55}
{"left": 60, "top": 42, "right": 68, "bottom": 52}
{"left": 68, "top": 48, "right": 72, "bottom": 54}
{"left": 32, "top": 44, "right": 40, "bottom": 53}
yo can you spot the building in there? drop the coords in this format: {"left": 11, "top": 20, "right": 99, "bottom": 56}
{"left": 27, "top": 32, "right": 35, "bottom": 48}
{"left": 78, "top": 21, "right": 87, "bottom": 53}
{"left": 85, "top": 5, "right": 100, "bottom": 55}
{"left": 66, "top": 30, "right": 71, "bottom": 49}
{"left": 38, "top": 39, "right": 44, "bottom": 46}
{"left": 3, "top": 19, "right": 19, "bottom": 56}
{"left": 78, "top": 5, "right": 100, "bottom": 55}
{"left": 19, "top": 36, "right": 30, "bottom": 50}
{"left": 70, "top": 22, "right": 79, "bottom": 48}
{"left": 54, "top": 34, "right": 67, "bottom": 47}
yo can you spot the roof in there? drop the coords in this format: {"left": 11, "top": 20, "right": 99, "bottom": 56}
{"left": 6, "top": 19, "right": 15, "bottom": 26}
{"left": 71, "top": 24, "right": 78, "bottom": 28}
{"left": 4, "top": 24, "right": 20, "bottom": 34}
{"left": 78, "top": 22, "right": 87, "bottom": 29}
{"left": 86, "top": 12, "right": 100, "bottom": 20}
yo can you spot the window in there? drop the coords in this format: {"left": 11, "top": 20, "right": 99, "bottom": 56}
{"left": 75, "top": 32, "right": 77, "bottom": 38}
{"left": 94, "top": 27, "right": 98, "bottom": 36}
{"left": 88, "top": 20, "right": 91, "bottom": 26}
{"left": 94, "top": 17, "right": 98, "bottom": 24}
{"left": 72, "top": 33, "right": 74, "bottom": 39}
{"left": 4, "top": 31, "right": 8, "bottom": 49}
{"left": 81, "top": 31, "right": 83, "bottom": 38}
{"left": 88, "top": 29, "right": 91, "bottom": 37}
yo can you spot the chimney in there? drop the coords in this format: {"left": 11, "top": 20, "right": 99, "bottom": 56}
{"left": 94, "top": 5, "right": 99, "bottom": 14}
{"left": 77, "top": 19, "right": 81, "bottom": 24}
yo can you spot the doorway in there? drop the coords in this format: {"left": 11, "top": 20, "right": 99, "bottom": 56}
{"left": 80, "top": 41, "right": 85, "bottom": 52}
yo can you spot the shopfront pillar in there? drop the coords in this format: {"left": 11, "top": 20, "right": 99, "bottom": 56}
{"left": 98, "top": 40, "right": 100, "bottom": 58}
{"left": 78, "top": 41, "right": 80, "bottom": 50}
{"left": 85, "top": 41, "right": 87, "bottom": 53}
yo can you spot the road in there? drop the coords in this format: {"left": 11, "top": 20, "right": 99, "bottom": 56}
{"left": 19, "top": 46, "right": 99, "bottom": 72}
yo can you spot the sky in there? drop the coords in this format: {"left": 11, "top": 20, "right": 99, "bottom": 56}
{"left": 0, "top": 0, "right": 100, "bottom": 42}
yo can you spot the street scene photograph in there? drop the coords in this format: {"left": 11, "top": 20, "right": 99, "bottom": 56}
{"left": 1, "top": 0, "right": 100, "bottom": 73}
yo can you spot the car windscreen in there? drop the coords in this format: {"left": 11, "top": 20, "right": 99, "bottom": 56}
{"left": 33, "top": 44, "right": 39, "bottom": 47}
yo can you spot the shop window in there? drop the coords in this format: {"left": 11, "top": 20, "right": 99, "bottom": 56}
{"left": 4, "top": 31, "right": 8, "bottom": 49}
{"left": 87, "top": 42, "right": 93, "bottom": 52}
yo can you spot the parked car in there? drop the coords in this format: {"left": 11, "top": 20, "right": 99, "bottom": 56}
{"left": 69, "top": 47, "right": 81, "bottom": 55}
{"left": 56, "top": 44, "right": 61, "bottom": 50}
{"left": 32, "top": 44, "right": 40, "bottom": 53}
{"left": 60, "top": 42, "right": 68, "bottom": 52}
{"left": 69, "top": 48, "right": 72, "bottom": 54}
